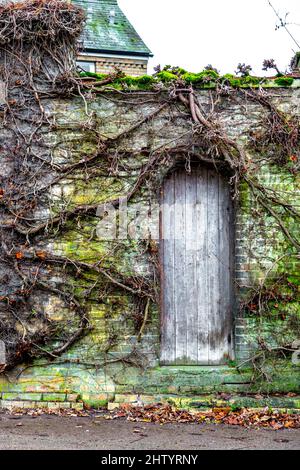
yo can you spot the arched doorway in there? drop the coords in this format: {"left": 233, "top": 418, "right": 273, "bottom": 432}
{"left": 160, "top": 165, "right": 235, "bottom": 365}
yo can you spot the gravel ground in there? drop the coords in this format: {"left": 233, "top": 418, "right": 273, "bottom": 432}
{"left": 0, "top": 413, "right": 299, "bottom": 450}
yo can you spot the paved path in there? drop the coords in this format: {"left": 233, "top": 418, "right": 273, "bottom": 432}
{"left": 0, "top": 413, "right": 299, "bottom": 450}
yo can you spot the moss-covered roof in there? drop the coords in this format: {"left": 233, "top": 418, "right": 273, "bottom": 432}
{"left": 72, "top": 0, "right": 152, "bottom": 57}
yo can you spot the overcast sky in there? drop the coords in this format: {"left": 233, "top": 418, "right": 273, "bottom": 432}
{"left": 118, "top": 0, "right": 300, "bottom": 75}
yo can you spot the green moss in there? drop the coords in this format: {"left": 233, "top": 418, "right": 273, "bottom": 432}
{"left": 238, "top": 181, "right": 251, "bottom": 208}
{"left": 182, "top": 70, "right": 219, "bottom": 85}
{"left": 124, "top": 75, "right": 154, "bottom": 85}
{"left": 248, "top": 363, "right": 300, "bottom": 393}
{"left": 239, "top": 75, "right": 262, "bottom": 86}
{"left": 117, "top": 75, "right": 156, "bottom": 89}
{"left": 79, "top": 72, "right": 157, "bottom": 90}
{"left": 221, "top": 74, "right": 262, "bottom": 88}
{"left": 84, "top": 397, "right": 108, "bottom": 408}
{"left": 78, "top": 69, "right": 299, "bottom": 91}
{"left": 79, "top": 71, "right": 107, "bottom": 81}
{"left": 155, "top": 71, "right": 179, "bottom": 82}
{"left": 288, "top": 275, "right": 300, "bottom": 284}
{"left": 274, "top": 76, "right": 294, "bottom": 87}
{"left": 221, "top": 74, "right": 241, "bottom": 87}
{"left": 89, "top": 19, "right": 101, "bottom": 34}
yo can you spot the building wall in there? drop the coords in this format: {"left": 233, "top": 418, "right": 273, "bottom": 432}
{"left": 0, "top": 86, "right": 299, "bottom": 411}
{"left": 77, "top": 54, "right": 148, "bottom": 76}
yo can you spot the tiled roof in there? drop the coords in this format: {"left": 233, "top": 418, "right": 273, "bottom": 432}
{"left": 72, "top": 0, "right": 152, "bottom": 57}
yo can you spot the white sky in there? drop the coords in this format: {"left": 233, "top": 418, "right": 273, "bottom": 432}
{"left": 118, "top": 0, "right": 300, "bottom": 75}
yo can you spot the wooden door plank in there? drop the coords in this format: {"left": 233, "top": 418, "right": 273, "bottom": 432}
{"left": 196, "top": 166, "right": 209, "bottom": 364}
{"left": 160, "top": 173, "right": 176, "bottom": 364}
{"left": 186, "top": 172, "right": 199, "bottom": 363}
{"left": 174, "top": 170, "right": 187, "bottom": 363}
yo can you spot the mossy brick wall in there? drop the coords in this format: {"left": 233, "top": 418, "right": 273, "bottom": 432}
{"left": 235, "top": 166, "right": 299, "bottom": 362}
{"left": 0, "top": 86, "right": 299, "bottom": 409}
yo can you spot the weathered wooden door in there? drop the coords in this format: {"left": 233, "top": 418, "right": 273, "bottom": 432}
{"left": 160, "top": 165, "right": 234, "bottom": 365}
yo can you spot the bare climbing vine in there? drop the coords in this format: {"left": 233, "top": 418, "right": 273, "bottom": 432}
{"left": 0, "top": 1, "right": 299, "bottom": 379}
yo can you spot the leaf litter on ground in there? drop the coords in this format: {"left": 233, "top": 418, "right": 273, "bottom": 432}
{"left": 106, "top": 404, "right": 300, "bottom": 430}
{"left": 1, "top": 404, "right": 299, "bottom": 429}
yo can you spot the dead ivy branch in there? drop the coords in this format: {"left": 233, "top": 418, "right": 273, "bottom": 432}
{"left": 0, "top": 0, "right": 89, "bottom": 369}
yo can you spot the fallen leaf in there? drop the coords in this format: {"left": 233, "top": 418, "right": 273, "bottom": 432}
{"left": 36, "top": 251, "right": 46, "bottom": 260}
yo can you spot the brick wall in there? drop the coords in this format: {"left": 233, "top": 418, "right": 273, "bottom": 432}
{"left": 0, "top": 86, "right": 299, "bottom": 410}
{"left": 77, "top": 54, "right": 148, "bottom": 76}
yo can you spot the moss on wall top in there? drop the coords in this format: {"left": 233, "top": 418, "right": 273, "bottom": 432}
{"left": 79, "top": 68, "right": 300, "bottom": 91}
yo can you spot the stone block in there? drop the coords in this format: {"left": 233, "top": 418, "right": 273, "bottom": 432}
{"left": 114, "top": 394, "right": 138, "bottom": 403}
{"left": 71, "top": 403, "right": 84, "bottom": 410}
{"left": 47, "top": 402, "right": 61, "bottom": 409}
{"left": 67, "top": 393, "right": 80, "bottom": 402}
{"left": 47, "top": 402, "right": 71, "bottom": 409}
{"left": 107, "top": 402, "right": 120, "bottom": 411}
{"left": 81, "top": 393, "right": 109, "bottom": 408}
{"left": 22, "top": 401, "right": 37, "bottom": 409}
{"left": 0, "top": 400, "right": 26, "bottom": 409}
{"left": 42, "top": 393, "right": 66, "bottom": 402}
{"left": 2, "top": 392, "right": 42, "bottom": 402}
